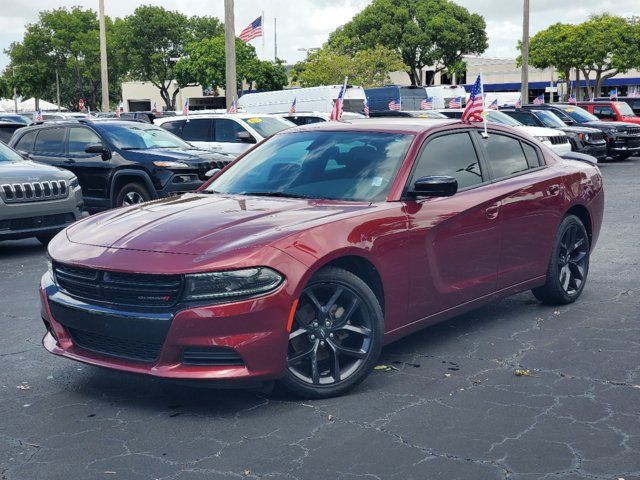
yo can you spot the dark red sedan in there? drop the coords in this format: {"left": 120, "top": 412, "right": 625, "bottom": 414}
{"left": 41, "top": 119, "right": 604, "bottom": 398}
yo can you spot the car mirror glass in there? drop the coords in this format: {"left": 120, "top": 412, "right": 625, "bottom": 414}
{"left": 410, "top": 175, "right": 458, "bottom": 198}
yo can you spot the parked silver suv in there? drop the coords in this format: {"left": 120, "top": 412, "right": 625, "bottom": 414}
{"left": 0, "top": 142, "right": 83, "bottom": 244}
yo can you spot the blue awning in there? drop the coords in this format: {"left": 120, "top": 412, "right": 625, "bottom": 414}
{"left": 463, "top": 78, "right": 640, "bottom": 92}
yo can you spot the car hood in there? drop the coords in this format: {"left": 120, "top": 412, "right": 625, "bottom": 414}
{"left": 65, "top": 193, "right": 373, "bottom": 255}
{"left": 557, "top": 125, "right": 602, "bottom": 135}
{"left": 121, "top": 147, "right": 231, "bottom": 164}
{"left": 0, "top": 160, "right": 73, "bottom": 181}
{"left": 515, "top": 125, "right": 565, "bottom": 137}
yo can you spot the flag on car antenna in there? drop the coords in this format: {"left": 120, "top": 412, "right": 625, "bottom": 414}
{"left": 330, "top": 77, "right": 348, "bottom": 121}
{"left": 289, "top": 97, "right": 297, "bottom": 115}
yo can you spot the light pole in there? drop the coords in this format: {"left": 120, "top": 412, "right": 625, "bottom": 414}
{"left": 99, "top": 0, "right": 109, "bottom": 111}
{"left": 520, "top": 0, "right": 530, "bottom": 105}
{"left": 224, "top": 0, "right": 237, "bottom": 109}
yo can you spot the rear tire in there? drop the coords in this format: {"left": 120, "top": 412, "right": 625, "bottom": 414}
{"left": 532, "top": 215, "right": 590, "bottom": 305}
{"left": 280, "top": 267, "right": 383, "bottom": 398}
{"left": 115, "top": 182, "right": 150, "bottom": 207}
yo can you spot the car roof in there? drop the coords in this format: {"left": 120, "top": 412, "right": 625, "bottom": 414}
{"left": 284, "top": 117, "right": 457, "bottom": 134}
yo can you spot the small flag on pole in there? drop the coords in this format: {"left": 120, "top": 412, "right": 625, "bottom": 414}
{"left": 182, "top": 99, "right": 189, "bottom": 117}
{"left": 421, "top": 97, "right": 433, "bottom": 110}
{"left": 487, "top": 99, "right": 499, "bottom": 110}
{"left": 609, "top": 88, "right": 618, "bottom": 100}
{"left": 86, "top": 106, "right": 91, "bottom": 119}
{"left": 227, "top": 98, "right": 238, "bottom": 113}
{"left": 289, "top": 97, "right": 297, "bottom": 115}
{"left": 239, "top": 16, "right": 263, "bottom": 43}
{"left": 115, "top": 102, "right": 123, "bottom": 117}
{"left": 152, "top": 101, "right": 157, "bottom": 114}
{"left": 515, "top": 96, "right": 522, "bottom": 108}
{"left": 330, "top": 77, "right": 348, "bottom": 121}
{"left": 448, "top": 97, "right": 462, "bottom": 108}
{"left": 461, "top": 75, "right": 483, "bottom": 122}
{"left": 34, "top": 109, "right": 43, "bottom": 122}
{"left": 363, "top": 96, "right": 369, "bottom": 117}
{"left": 533, "top": 94, "right": 545, "bottom": 105}
{"left": 568, "top": 94, "right": 577, "bottom": 104}
{"left": 388, "top": 99, "right": 401, "bottom": 111}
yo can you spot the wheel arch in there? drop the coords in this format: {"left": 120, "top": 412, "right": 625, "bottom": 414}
{"left": 565, "top": 204, "right": 592, "bottom": 246}
{"left": 109, "top": 169, "right": 157, "bottom": 207}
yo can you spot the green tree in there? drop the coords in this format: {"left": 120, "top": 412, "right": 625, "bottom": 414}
{"left": 326, "top": 0, "right": 487, "bottom": 85}
{"left": 253, "top": 59, "right": 289, "bottom": 91}
{"left": 292, "top": 45, "right": 407, "bottom": 88}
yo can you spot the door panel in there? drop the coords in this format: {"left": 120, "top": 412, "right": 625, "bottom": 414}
{"left": 66, "top": 127, "right": 111, "bottom": 199}
{"left": 212, "top": 119, "right": 254, "bottom": 156}
{"left": 28, "top": 127, "right": 67, "bottom": 169}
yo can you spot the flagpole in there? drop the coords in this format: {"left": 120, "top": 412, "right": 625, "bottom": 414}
{"left": 261, "top": 11, "right": 265, "bottom": 59}
{"left": 481, "top": 72, "right": 488, "bottom": 137}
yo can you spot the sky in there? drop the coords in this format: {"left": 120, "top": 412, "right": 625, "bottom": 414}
{"left": 0, "top": 0, "right": 639, "bottom": 70}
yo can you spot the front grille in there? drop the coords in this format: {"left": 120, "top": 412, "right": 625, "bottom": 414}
{"left": 618, "top": 126, "right": 640, "bottom": 135}
{"left": 68, "top": 327, "right": 162, "bottom": 362}
{"left": 53, "top": 263, "right": 183, "bottom": 308}
{"left": 549, "top": 135, "right": 569, "bottom": 145}
{"left": 0, "top": 213, "right": 75, "bottom": 232}
{"left": 198, "top": 160, "right": 231, "bottom": 180}
{"left": 1, "top": 180, "right": 68, "bottom": 204}
{"left": 182, "top": 347, "right": 244, "bottom": 366}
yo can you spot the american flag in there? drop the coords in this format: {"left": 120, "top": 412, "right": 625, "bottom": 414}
{"left": 388, "top": 99, "right": 401, "bottom": 111}
{"left": 421, "top": 97, "right": 433, "bottom": 110}
{"left": 363, "top": 96, "right": 369, "bottom": 117}
{"left": 568, "top": 94, "right": 577, "bottom": 104}
{"left": 515, "top": 96, "right": 522, "bottom": 108}
{"left": 239, "top": 16, "right": 263, "bottom": 43}
{"left": 461, "top": 75, "right": 483, "bottom": 122}
{"left": 115, "top": 102, "right": 123, "bottom": 118}
{"left": 487, "top": 99, "right": 498, "bottom": 110}
{"left": 533, "top": 94, "right": 545, "bottom": 105}
{"left": 330, "top": 77, "right": 348, "bottom": 120}
{"left": 86, "top": 105, "right": 91, "bottom": 119}
{"left": 152, "top": 101, "right": 157, "bottom": 113}
{"left": 182, "top": 99, "right": 189, "bottom": 117}
{"left": 289, "top": 97, "right": 297, "bottom": 115}
{"left": 34, "top": 109, "right": 43, "bottom": 122}
{"left": 227, "top": 99, "right": 238, "bottom": 113}
{"left": 448, "top": 97, "right": 462, "bottom": 108}
{"left": 609, "top": 88, "right": 618, "bottom": 100}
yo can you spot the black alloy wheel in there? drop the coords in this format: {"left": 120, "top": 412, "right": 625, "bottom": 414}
{"left": 115, "top": 182, "right": 151, "bottom": 208}
{"left": 281, "top": 267, "right": 383, "bottom": 398}
{"left": 533, "top": 215, "right": 590, "bottom": 305}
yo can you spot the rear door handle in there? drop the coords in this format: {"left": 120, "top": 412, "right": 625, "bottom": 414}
{"left": 485, "top": 204, "right": 500, "bottom": 220}
{"left": 65, "top": 158, "right": 76, "bottom": 164}
{"left": 548, "top": 184, "right": 560, "bottom": 196}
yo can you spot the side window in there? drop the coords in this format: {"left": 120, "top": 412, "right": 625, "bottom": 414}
{"left": 161, "top": 120, "right": 186, "bottom": 136}
{"left": 181, "top": 119, "right": 211, "bottom": 142}
{"left": 482, "top": 133, "right": 529, "bottom": 179}
{"left": 68, "top": 127, "right": 102, "bottom": 154}
{"left": 14, "top": 130, "right": 37, "bottom": 151}
{"left": 33, "top": 128, "right": 66, "bottom": 154}
{"left": 214, "top": 119, "right": 250, "bottom": 143}
{"left": 509, "top": 112, "right": 537, "bottom": 126}
{"left": 593, "top": 106, "right": 614, "bottom": 119}
{"left": 522, "top": 142, "right": 543, "bottom": 168}
{"left": 412, "top": 132, "right": 483, "bottom": 190}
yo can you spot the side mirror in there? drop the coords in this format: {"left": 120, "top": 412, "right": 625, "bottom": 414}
{"left": 236, "top": 131, "right": 256, "bottom": 144}
{"left": 17, "top": 150, "right": 31, "bottom": 160}
{"left": 409, "top": 175, "right": 458, "bottom": 197}
{"left": 85, "top": 143, "right": 111, "bottom": 161}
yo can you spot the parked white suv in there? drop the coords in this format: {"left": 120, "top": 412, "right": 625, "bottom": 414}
{"left": 275, "top": 111, "right": 365, "bottom": 126}
{"left": 155, "top": 114, "right": 295, "bottom": 157}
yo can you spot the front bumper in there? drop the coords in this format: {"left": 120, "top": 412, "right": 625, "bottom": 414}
{"left": 608, "top": 135, "right": 640, "bottom": 154}
{"left": 576, "top": 142, "right": 607, "bottom": 160}
{"left": 40, "top": 270, "right": 293, "bottom": 382}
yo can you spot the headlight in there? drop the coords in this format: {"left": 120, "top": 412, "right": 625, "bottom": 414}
{"left": 69, "top": 176, "right": 79, "bottom": 188}
{"left": 537, "top": 136, "right": 550, "bottom": 143}
{"left": 153, "top": 161, "right": 190, "bottom": 168}
{"left": 183, "top": 267, "right": 283, "bottom": 301}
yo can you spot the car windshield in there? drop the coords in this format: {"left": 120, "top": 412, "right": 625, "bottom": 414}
{"left": 533, "top": 110, "right": 567, "bottom": 128}
{"left": 206, "top": 130, "right": 414, "bottom": 202}
{"left": 0, "top": 115, "right": 29, "bottom": 125}
{"left": 0, "top": 141, "right": 24, "bottom": 162}
{"left": 239, "top": 117, "right": 294, "bottom": 138}
{"left": 101, "top": 124, "right": 191, "bottom": 150}
{"left": 561, "top": 106, "right": 599, "bottom": 122}
{"left": 615, "top": 102, "right": 636, "bottom": 117}
{"left": 486, "top": 110, "right": 522, "bottom": 126}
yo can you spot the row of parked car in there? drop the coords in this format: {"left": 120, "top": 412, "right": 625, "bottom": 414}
{"left": 1, "top": 93, "right": 639, "bottom": 246}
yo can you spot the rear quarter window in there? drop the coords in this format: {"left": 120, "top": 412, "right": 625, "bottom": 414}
{"left": 34, "top": 128, "right": 66, "bottom": 154}
{"left": 13, "top": 130, "right": 37, "bottom": 151}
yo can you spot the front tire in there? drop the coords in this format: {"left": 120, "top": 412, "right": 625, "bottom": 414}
{"left": 532, "top": 214, "right": 590, "bottom": 305}
{"left": 36, "top": 232, "right": 59, "bottom": 245}
{"left": 280, "top": 267, "right": 383, "bottom": 398}
{"left": 115, "top": 182, "right": 151, "bottom": 207}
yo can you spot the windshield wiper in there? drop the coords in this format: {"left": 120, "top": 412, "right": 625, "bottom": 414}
{"left": 240, "top": 191, "right": 313, "bottom": 199}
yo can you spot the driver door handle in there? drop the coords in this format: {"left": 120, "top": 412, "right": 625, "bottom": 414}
{"left": 548, "top": 184, "right": 560, "bottom": 196}
{"left": 64, "top": 159, "right": 76, "bottom": 164}
{"left": 485, "top": 204, "right": 500, "bottom": 220}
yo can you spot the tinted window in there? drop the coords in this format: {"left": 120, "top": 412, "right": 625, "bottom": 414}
{"left": 413, "top": 132, "right": 483, "bottom": 190}
{"left": 33, "top": 128, "right": 65, "bottom": 154}
{"left": 68, "top": 127, "right": 102, "bottom": 154}
{"left": 101, "top": 124, "right": 191, "bottom": 150}
{"left": 239, "top": 117, "right": 293, "bottom": 137}
{"left": 214, "top": 119, "right": 249, "bottom": 142}
{"left": 561, "top": 106, "right": 599, "bottom": 122}
{"left": 482, "top": 134, "right": 529, "bottom": 179}
{"left": 161, "top": 120, "right": 186, "bottom": 136}
{"left": 14, "top": 130, "right": 37, "bottom": 151}
{"left": 522, "top": 142, "right": 542, "bottom": 168}
{"left": 0, "top": 125, "right": 22, "bottom": 144}
{"left": 0, "top": 142, "right": 23, "bottom": 162}
{"left": 593, "top": 106, "right": 615, "bottom": 118}
{"left": 506, "top": 111, "right": 537, "bottom": 126}
{"left": 182, "top": 119, "right": 211, "bottom": 142}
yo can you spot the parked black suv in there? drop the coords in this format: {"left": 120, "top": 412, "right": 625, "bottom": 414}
{"left": 500, "top": 108, "right": 607, "bottom": 160}
{"left": 521, "top": 104, "right": 640, "bottom": 160}
{"left": 9, "top": 120, "right": 232, "bottom": 213}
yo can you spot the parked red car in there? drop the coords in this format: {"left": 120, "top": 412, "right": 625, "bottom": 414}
{"left": 41, "top": 119, "right": 604, "bottom": 398}
{"left": 578, "top": 101, "right": 640, "bottom": 125}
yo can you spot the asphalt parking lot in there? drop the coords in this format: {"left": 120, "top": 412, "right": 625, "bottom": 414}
{"left": 1, "top": 157, "right": 639, "bottom": 480}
